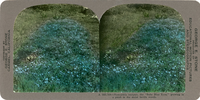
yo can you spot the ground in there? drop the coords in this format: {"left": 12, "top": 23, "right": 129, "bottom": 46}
{"left": 14, "top": 4, "right": 185, "bottom": 92}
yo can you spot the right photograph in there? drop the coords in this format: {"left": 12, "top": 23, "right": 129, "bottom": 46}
{"left": 100, "top": 4, "right": 185, "bottom": 92}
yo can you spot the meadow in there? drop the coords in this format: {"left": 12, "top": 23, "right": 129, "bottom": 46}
{"left": 100, "top": 4, "right": 185, "bottom": 92}
{"left": 14, "top": 4, "right": 99, "bottom": 92}
{"left": 14, "top": 4, "right": 185, "bottom": 92}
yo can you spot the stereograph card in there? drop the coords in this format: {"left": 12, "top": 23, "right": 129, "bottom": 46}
{"left": 0, "top": 0, "right": 200, "bottom": 100}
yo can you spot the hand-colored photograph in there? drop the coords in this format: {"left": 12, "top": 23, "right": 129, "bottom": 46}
{"left": 13, "top": 4, "right": 99, "bottom": 92}
{"left": 100, "top": 4, "right": 185, "bottom": 92}
{"left": 13, "top": 3, "right": 185, "bottom": 93}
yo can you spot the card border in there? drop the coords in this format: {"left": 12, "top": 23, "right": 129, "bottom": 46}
{"left": 1, "top": 0, "right": 200, "bottom": 100}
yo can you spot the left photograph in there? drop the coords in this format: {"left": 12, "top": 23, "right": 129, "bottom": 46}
{"left": 13, "top": 4, "right": 99, "bottom": 92}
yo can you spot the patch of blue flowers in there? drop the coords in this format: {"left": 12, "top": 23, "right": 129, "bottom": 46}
{"left": 101, "top": 18, "right": 185, "bottom": 92}
{"left": 14, "top": 19, "right": 99, "bottom": 92}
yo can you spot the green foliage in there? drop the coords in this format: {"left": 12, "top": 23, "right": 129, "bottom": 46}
{"left": 127, "top": 4, "right": 158, "bottom": 10}
{"left": 100, "top": 4, "right": 183, "bottom": 52}
{"left": 101, "top": 18, "right": 185, "bottom": 92}
{"left": 14, "top": 4, "right": 99, "bottom": 53}
{"left": 155, "top": 13, "right": 168, "bottom": 19}
{"left": 27, "top": 4, "right": 54, "bottom": 11}
{"left": 143, "top": 11, "right": 149, "bottom": 17}
{"left": 14, "top": 4, "right": 99, "bottom": 92}
{"left": 14, "top": 4, "right": 185, "bottom": 93}
{"left": 14, "top": 19, "right": 100, "bottom": 92}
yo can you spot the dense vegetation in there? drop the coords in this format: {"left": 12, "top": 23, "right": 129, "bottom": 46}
{"left": 100, "top": 18, "right": 185, "bottom": 92}
{"left": 100, "top": 4, "right": 183, "bottom": 51}
{"left": 14, "top": 4, "right": 185, "bottom": 92}
{"left": 14, "top": 4, "right": 99, "bottom": 92}
{"left": 100, "top": 4, "right": 185, "bottom": 92}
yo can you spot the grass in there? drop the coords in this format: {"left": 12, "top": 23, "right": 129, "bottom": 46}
{"left": 14, "top": 4, "right": 99, "bottom": 92}
{"left": 100, "top": 4, "right": 185, "bottom": 92}
{"left": 14, "top": 4, "right": 185, "bottom": 92}
{"left": 100, "top": 4, "right": 183, "bottom": 52}
{"left": 14, "top": 4, "right": 99, "bottom": 54}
